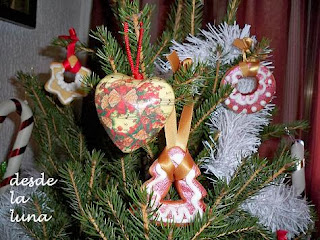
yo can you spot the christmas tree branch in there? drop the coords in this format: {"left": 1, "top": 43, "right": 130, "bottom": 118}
{"left": 29, "top": 86, "right": 56, "bottom": 170}
{"left": 121, "top": 157, "right": 128, "bottom": 191}
{"left": 212, "top": 51, "right": 221, "bottom": 93}
{"left": 233, "top": 162, "right": 266, "bottom": 199}
{"left": 151, "top": 0, "right": 184, "bottom": 64}
{"left": 214, "top": 226, "right": 256, "bottom": 239}
{"left": 51, "top": 38, "right": 95, "bottom": 54}
{"left": 132, "top": 13, "right": 146, "bottom": 77}
{"left": 90, "top": 26, "right": 127, "bottom": 74}
{"left": 190, "top": 0, "right": 196, "bottom": 35}
{"left": 67, "top": 169, "right": 86, "bottom": 216}
{"left": 141, "top": 203, "right": 150, "bottom": 240}
{"left": 183, "top": 0, "right": 203, "bottom": 37}
{"left": 79, "top": 205, "right": 117, "bottom": 239}
{"left": 30, "top": 87, "right": 47, "bottom": 116}
{"left": 191, "top": 218, "right": 213, "bottom": 240}
{"left": 191, "top": 153, "right": 295, "bottom": 239}
{"left": 224, "top": 0, "right": 241, "bottom": 24}
{"left": 52, "top": 117, "right": 76, "bottom": 161}
{"left": 45, "top": 95, "right": 64, "bottom": 114}
{"left": 79, "top": 133, "right": 84, "bottom": 162}
{"left": 150, "top": 38, "right": 168, "bottom": 64}
{"left": 144, "top": 144, "right": 154, "bottom": 159}
{"left": 189, "top": 84, "right": 233, "bottom": 146}
{"left": 191, "top": 88, "right": 231, "bottom": 133}
{"left": 81, "top": 73, "right": 101, "bottom": 91}
{"left": 21, "top": 221, "right": 41, "bottom": 240}
{"left": 88, "top": 156, "right": 97, "bottom": 198}
{"left": 17, "top": 188, "right": 71, "bottom": 239}
{"left": 173, "top": 0, "right": 184, "bottom": 39}
{"left": 99, "top": 187, "right": 130, "bottom": 240}
{"left": 17, "top": 73, "right": 78, "bottom": 173}
{"left": 87, "top": 211, "right": 109, "bottom": 240}
{"left": 33, "top": 200, "right": 48, "bottom": 240}
{"left": 261, "top": 120, "right": 309, "bottom": 140}
{"left": 211, "top": 158, "right": 248, "bottom": 207}
{"left": 265, "top": 162, "right": 295, "bottom": 185}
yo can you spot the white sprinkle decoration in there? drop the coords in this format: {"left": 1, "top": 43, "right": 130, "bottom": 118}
{"left": 268, "top": 79, "right": 273, "bottom": 85}
{"left": 225, "top": 99, "right": 231, "bottom": 105}
{"left": 260, "top": 100, "right": 266, "bottom": 106}
{"left": 232, "top": 105, "right": 239, "bottom": 111}
{"left": 242, "top": 109, "right": 248, "bottom": 114}
{"left": 251, "top": 106, "right": 257, "bottom": 112}
{"left": 266, "top": 92, "right": 271, "bottom": 97}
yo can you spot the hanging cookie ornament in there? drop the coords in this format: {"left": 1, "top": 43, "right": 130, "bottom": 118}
{"left": 222, "top": 37, "right": 276, "bottom": 114}
{"left": 95, "top": 22, "right": 175, "bottom": 153}
{"left": 45, "top": 28, "right": 91, "bottom": 105}
{"left": 143, "top": 52, "right": 206, "bottom": 225}
{"left": 0, "top": 99, "right": 34, "bottom": 194}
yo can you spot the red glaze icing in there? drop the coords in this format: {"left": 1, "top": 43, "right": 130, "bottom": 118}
{"left": 222, "top": 63, "right": 276, "bottom": 114}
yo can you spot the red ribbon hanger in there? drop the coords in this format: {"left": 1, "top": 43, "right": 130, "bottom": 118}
{"left": 124, "top": 22, "right": 144, "bottom": 80}
{"left": 59, "top": 28, "right": 82, "bottom": 74}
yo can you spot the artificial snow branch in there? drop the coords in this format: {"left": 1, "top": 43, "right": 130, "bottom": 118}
{"left": 242, "top": 184, "right": 312, "bottom": 239}
{"left": 202, "top": 104, "right": 273, "bottom": 182}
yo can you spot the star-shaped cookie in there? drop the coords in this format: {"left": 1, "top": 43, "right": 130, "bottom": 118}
{"left": 45, "top": 56, "right": 91, "bottom": 105}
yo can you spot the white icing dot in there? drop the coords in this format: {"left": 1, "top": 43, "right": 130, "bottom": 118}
{"left": 268, "top": 79, "right": 273, "bottom": 85}
{"left": 242, "top": 109, "right": 248, "bottom": 114}
{"left": 266, "top": 92, "right": 271, "bottom": 97}
{"left": 260, "top": 100, "right": 266, "bottom": 106}
{"left": 251, "top": 106, "right": 257, "bottom": 112}
{"left": 225, "top": 99, "right": 231, "bottom": 105}
{"left": 232, "top": 105, "right": 239, "bottom": 111}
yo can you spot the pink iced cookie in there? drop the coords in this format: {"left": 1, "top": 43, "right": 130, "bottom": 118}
{"left": 144, "top": 147, "right": 207, "bottom": 225}
{"left": 222, "top": 63, "right": 276, "bottom": 114}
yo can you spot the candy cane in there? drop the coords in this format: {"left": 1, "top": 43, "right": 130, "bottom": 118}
{"left": 0, "top": 99, "right": 34, "bottom": 194}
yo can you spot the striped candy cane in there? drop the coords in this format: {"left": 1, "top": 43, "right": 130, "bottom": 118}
{"left": 0, "top": 99, "right": 34, "bottom": 194}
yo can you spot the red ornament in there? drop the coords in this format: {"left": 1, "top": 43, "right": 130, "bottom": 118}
{"left": 277, "top": 230, "right": 288, "bottom": 240}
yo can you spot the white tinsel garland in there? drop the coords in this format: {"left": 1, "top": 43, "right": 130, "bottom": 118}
{"left": 241, "top": 184, "right": 312, "bottom": 239}
{"left": 156, "top": 22, "right": 255, "bottom": 73}
{"left": 201, "top": 104, "right": 312, "bottom": 237}
{"left": 202, "top": 104, "right": 273, "bottom": 183}
{"left": 0, "top": 170, "right": 49, "bottom": 240}
{"left": 156, "top": 22, "right": 274, "bottom": 74}
{"left": 0, "top": 184, "right": 37, "bottom": 240}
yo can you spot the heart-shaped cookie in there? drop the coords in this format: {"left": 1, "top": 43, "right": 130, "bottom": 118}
{"left": 95, "top": 73, "right": 175, "bottom": 153}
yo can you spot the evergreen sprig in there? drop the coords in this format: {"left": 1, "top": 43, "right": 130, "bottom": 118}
{"left": 189, "top": 84, "right": 233, "bottom": 149}
{"left": 261, "top": 120, "right": 309, "bottom": 141}
{"left": 51, "top": 37, "right": 95, "bottom": 54}
{"left": 90, "top": 26, "right": 129, "bottom": 75}
{"left": 15, "top": 187, "right": 71, "bottom": 240}
{"left": 12, "top": 0, "right": 313, "bottom": 238}
{"left": 182, "top": 0, "right": 203, "bottom": 36}
{"left": 224, "top": 0, "right": 242, "bottom": 25}
{"left": 151, "top": 0, "right": 185, "bottom": 64}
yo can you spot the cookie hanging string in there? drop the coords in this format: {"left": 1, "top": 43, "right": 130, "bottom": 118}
{"left": 124, "top": 22, "right": 144, "bottom": 80}
{"left": 58, "top": 28, "right": 82, "bottom": 74}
